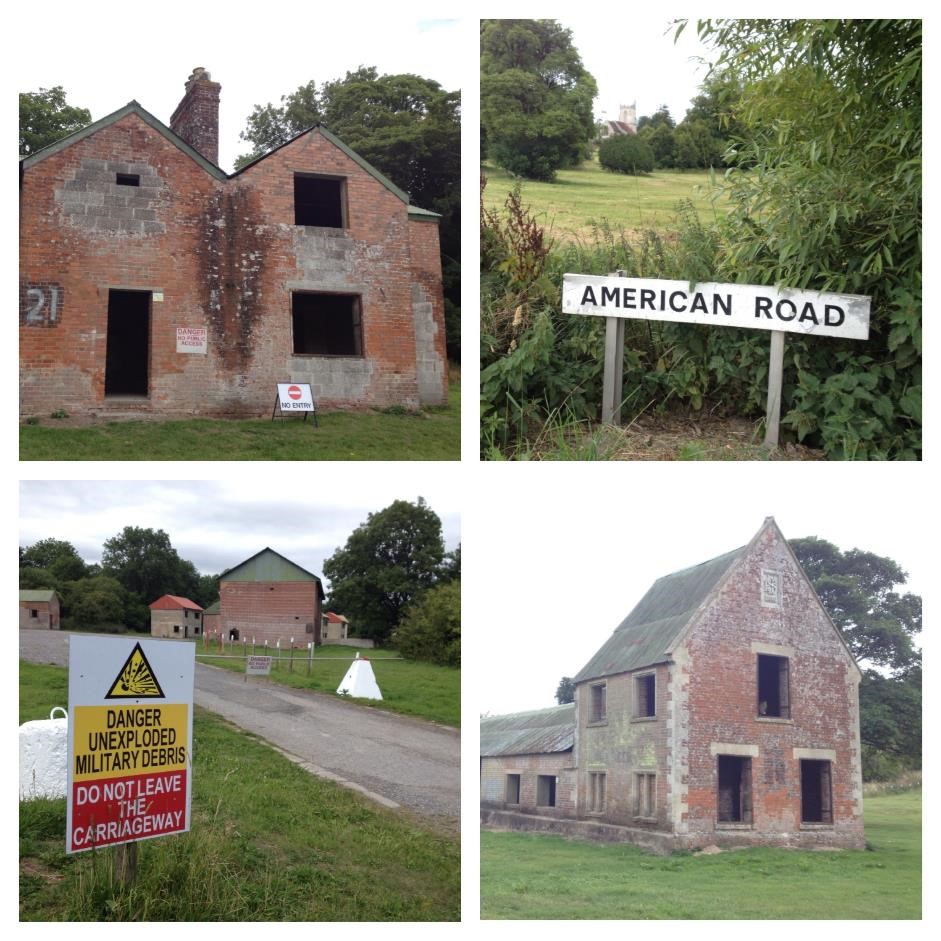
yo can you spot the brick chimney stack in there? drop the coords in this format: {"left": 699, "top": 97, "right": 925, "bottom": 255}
{"left": 170, "top": 67, "right": 221, "bottom": 166}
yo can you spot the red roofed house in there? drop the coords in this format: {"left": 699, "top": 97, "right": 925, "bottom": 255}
{"left": 321, "top": 611, "right": 350, "bottom": 643}
{"left": 150, "top": 594, "right": 204, "bottom": 638}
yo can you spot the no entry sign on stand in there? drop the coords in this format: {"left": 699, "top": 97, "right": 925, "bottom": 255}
{"left": 273, "top": 382, "right": 317, "bottom": 425}
{"left": 66, "top": 636, "right": 195, "bottom": 854}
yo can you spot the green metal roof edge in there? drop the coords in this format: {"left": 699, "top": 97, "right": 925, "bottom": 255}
{"left": 20, "top": 101, "right": 228, "bottom": 181}
{"left": 407, "top": 205, "right": 442, "bottom": 221}
{"left": 19, "top": 589, "right": 59, "bottom": 601}
{"left": 219, "top": 546, "right": 324, "bottom": 597}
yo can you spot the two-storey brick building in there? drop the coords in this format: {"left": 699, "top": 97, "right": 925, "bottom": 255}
{"left": 481, "top": 518, "right": 865, "bottom": 850}
{"left": 19, "top": 68, "right": 447, "bottom": 418}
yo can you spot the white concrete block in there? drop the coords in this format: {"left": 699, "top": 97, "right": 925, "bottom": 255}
{"left": 20, "top": 708, "right": 68, "bottom": 800}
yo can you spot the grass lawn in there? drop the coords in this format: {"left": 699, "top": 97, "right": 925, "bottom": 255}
{"left": 480, "top": 790, "right": 921, "bottom": 919}
{"left": 197, "top": 643, "right": 460, "bottom": 727}
{"left": 482, "top": 159, "right": 728, "bottom": 241}
{"left": 19, "top": 661, "right": 459, "bottom": 921}
{"left": 19, "top": 375, "right": 460, "bottom": 461}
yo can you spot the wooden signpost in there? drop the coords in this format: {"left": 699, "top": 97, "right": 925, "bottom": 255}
{"left": 562, "top": 273, "right": 871, "bottom": 447}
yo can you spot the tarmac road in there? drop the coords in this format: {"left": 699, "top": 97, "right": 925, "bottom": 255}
{"left": 19, "top": 631, "right": 460, "bottom": 830}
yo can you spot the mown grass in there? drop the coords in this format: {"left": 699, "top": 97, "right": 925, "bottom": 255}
{"left": 19, "top": 661, "right": 459, "bottom": 921}
{"left": 20, "top": 375, "right": 460, "bottom": 461}
{"left": 197, "top": 643, "right": 460, "bottom": 727}
{"left": 480, "top": 790, "right": 921, "bottom": 919}
{"left": 481, "top": 158, "right": 728, "bottom": 241}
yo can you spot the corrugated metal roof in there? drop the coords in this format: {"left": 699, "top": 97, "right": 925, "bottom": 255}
{"left": 220, "top": 547, "right": 323, "bottom": 593}
{"left": 149, "top": 594, "right": 203, "bottom": 611}
{"left": 19, "top": 589, "right": 58, "bottom": 603}
{"left": 480, "top": 704, "right": 575, "bottom": 757}
{"left": 574, "top": 545, "right": 745, "bottom": 683}
{"left": 203, "top": 600, "right": 220, "bottom": 615}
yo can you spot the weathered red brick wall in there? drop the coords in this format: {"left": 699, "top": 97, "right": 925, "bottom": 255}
{"left": 575, "top": 663, "right": 671, "bottom": 828}
{"left": 219, "top": 580, "right": 321, "bottom": 648}
{"left": 20, "top": 114, "right": 223, "bottom": 417}
{"left": 19, "top": 599, "right": 59, "bottom": 630}
{"left": 480, "top": 753, "right": 576, "bottom": 817}
{"left": 408, "top": 217, "right": 448, "bottom": 405}
{"left": 20, "top": 117, "right": 445, "bottom": 415}
{"left": 675, "top": 527, "right": 864, "bottom": 849}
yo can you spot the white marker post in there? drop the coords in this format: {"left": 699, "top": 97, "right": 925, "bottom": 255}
{"left": 562, "top": 274, "right": 871, "bottom": 448}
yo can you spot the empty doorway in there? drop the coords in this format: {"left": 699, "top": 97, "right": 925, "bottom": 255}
{"left": 717, "top": 755, "right": 753, "bottom": 824}
{"left": 105, "top": 289, "right": 150, "bottom": 396}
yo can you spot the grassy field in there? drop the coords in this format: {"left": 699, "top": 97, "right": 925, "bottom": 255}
{"left": 480, "top": 790, "right": 921, "bottom": 919}
{"left": 197, "top": 643, "right": 460, "bottom": 727}
{"left": 20, "top": 375, "right": 460, "bottom": 461}
{"left": 19, "top": 661, "right": 459, "bottom": 921}
{"left": 481, "top": 158, "right": 728, "bottom": 241}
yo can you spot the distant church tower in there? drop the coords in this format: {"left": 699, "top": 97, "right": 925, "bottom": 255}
{"left": 618, "top": 103, "right": 637, "bottom": 133}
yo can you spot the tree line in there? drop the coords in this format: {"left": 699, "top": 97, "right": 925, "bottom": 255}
{"left": 20, "top": 497, "right": 460, "bottom": 668}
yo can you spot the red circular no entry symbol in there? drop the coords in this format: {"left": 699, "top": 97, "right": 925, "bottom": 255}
{"left": 288, "top": 385, "right": 302, "bottom": 400}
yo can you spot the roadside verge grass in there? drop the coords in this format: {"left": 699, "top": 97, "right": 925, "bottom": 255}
{"left": 20, "top": 376, "right": 460, "bottom": 461}
{"left": 198, "top": 643, "right": 460, "bottom": 727}
{"left": 481, "top": 790, "right": 921, "bottom": 919}
{"left": 19, "top": 661, "right": 459, "bottom": 921}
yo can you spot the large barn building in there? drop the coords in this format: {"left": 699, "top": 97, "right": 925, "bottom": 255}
{"left": 481, "top": 518, "right": 865, "bottom": 851}
{"left": 19, "top": 68, "right": 447, "bottom": 418}
{"left": 215, "top": 547, "right": 324, "bottom": 648}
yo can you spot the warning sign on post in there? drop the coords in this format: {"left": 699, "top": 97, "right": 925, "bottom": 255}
{"left": 66, "top": 637, "right": 194, "bottom": 854}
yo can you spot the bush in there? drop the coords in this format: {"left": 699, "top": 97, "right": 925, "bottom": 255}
{"left": 393, "top": 581, "right": 460, "bottom": 667}
{"left": 598, "top": 134, "right": 655, "bottom": 175}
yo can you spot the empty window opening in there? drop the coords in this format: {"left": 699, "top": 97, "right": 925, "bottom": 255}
{"left": 292, "top": 293, "right": 363, "bottom": 356}
{"left": 505, "top": 774, "right": 521, "bottom": 804}
{"left": 587, "top": 772, "right": 606, "bottom": 813}
{"left": 173, "top": 625, "right": 180, "bottom": 634}
{"left": 536, "top": 775, "right": 557, "bottom": 807}
{"left": 757, "top": 654, "right": 790, "bottom": 718}
{"left": 29, "top": 609, "right": 39, "bottom": 619}
{"left": 635, "top": 673, "right": 656, "bottom": 718}
{"left": 717, "top": 756, "right": 753, "bottom": 824}
{"left": 801, "top": 760, "right": 833, "bottom": 824}
{"left": 105, "top": 289, "right": 150, "bottom": 396}
{"left": 634, "top": 772, "right": 656, "bottom": 818}
{"left": 116, "top": 173, "right": 140, "bottom": 187}
{"left": 294, "top": 174, "right": 345, "bottom": 227}
{"left": 589, "top": 682, "right": 606, "bottom": 722}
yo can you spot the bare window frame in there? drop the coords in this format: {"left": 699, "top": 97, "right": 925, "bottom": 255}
{"left": 633, "top": 771, "right": 657, "bottom": 819}
{"left": 291, "top": 291, "right": 364, "bottom": 357}
{"left": 505, "top": 773, "right": 521, "bottom": 805}
{"left": 757, "top": 653, "right": 791, "bottom": 719}
{"left": 587, "top": 771, "right": 606, "bottom": 813}
{"left": 293, "top": 172, "right": 347, "bottom": 228}
{"left": 633, "top": 671, "right": 656, "bottom": 719}
{"left": 536, "top": 775, "right": 557, "bottom": 808}
{"left": 588, "top": 682, "right": 607, "bottom": 723}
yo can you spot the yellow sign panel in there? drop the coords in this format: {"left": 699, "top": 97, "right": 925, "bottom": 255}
{"left": 105, "top": 642, "right": 165, "bottom": 698}
{"left": 72, "top": 704, "right": 188, "bottom": 782}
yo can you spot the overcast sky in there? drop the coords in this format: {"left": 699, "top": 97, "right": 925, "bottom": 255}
{"left": 470, "top": 461, "right": 927, "bottom": 717}
{"left": 11, "top": 4, "right": 464, "bottom": 174}
{"left": 558, "top": 15, "right": 714, "bottom": 125}
{"left": 19, "top": 475, "right": 461, "bottom": 593}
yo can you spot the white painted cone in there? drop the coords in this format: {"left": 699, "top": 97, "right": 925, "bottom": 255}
{"left": 336, "top": 657, "right": 382, "bottom": 700}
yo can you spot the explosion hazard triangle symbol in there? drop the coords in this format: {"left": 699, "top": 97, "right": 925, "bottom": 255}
{"left": 105, "top": 642, "right": 165, "bottom": 699}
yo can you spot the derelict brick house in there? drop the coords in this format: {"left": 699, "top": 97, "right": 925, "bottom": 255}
{"left": 481, "top": 705, "right": 577, "bottom": 819}
{"left": 480, "top": 518, "right": 865, "bottom": 851}
{"left": 217, "top": 547, "right": 324, "bottom": 648}
{"left": 19, "top": 589, "right": 61, "bottom": 630}
{"left": 149, "top": 594, "right": 204, "bottom": 638}
{"left": 19, "top": 68, "right": 447, "bottom": 419}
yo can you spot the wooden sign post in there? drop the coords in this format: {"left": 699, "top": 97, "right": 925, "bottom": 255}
{"left": 562, "top": 274, "right": 871, "bottom": 448}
